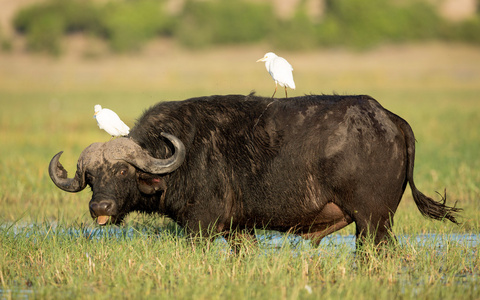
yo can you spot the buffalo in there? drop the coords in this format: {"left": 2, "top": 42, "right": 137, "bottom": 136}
{"left": 49, "top": 94, "right": 460, "bottom": 248}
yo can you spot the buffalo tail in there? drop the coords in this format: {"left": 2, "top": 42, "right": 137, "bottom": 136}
{"left": 397, "top": 114, "right": 462, "bottom": 224}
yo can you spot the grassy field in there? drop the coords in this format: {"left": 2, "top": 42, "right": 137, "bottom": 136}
{"left": 1, "top": 222, "right": 478, "bottom": 299}
{"left": 0, "top": 42, "right": 479, "bottom": 298}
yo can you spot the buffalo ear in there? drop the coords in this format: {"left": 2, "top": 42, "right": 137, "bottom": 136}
{"left": 137, "top": 173, "right": 166, "bottom": 195}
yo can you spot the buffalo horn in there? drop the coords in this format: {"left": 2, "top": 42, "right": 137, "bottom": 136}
{"left": 118, "top": 132, "right": 186, "bottom": 174}
{"left": 48, "top": 151, "right": 87, "bottom": 192}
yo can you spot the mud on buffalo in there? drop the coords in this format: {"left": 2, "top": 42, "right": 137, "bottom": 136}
{"left": 49, "top": 94, "right": 460, "bottom": 248}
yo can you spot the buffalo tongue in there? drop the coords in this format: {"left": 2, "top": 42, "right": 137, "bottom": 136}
{"left": 97, "top": 215, "right": 110, "bottom": 225}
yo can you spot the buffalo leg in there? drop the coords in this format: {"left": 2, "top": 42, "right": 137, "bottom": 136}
{"left": 223, "top": 229, "right": 257, "bottom": 255}
{"left": 300, "top": 203, "right": 353, "bottom": 246}
{"left": 354, "top": 212, "right": 395, "bottom": 249}
{"left": 301, "top": 219, "right": 351, "bottom": 247}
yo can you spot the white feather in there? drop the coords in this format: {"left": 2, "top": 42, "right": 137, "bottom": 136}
{"left": 94, "top": 104, "right": 130, "bottom": 137}
{"left": 257, "top": 52, "right": 296, "bottom": 92}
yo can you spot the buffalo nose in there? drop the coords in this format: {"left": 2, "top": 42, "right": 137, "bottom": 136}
{"left": 89, "top": 200, "right": 115, "bottom": 216}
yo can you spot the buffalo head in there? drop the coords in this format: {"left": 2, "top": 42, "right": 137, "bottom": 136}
{"left": 49, "top": 133, "right": 185, "bottom": 225}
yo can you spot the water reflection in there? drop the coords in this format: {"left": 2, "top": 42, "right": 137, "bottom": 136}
{"left": 0, "top": 289, "right": 33, "bottom": 300}
{"left": 3, "top": 222, "right": 479, "bottom": 248}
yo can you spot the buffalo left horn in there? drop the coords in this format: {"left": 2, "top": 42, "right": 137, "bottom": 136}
{"left": 49, "top": 142, "right": 103, "bottom": 192}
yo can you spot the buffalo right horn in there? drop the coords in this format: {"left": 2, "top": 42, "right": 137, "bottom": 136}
{"left": 49, "top": 151, "right": 87, "bottom": 192}
{"left": 142, "top": 132, "right": 186, "bottom": 174}
{"left": 111, "top": 132, "right": 186, "bottom": 174}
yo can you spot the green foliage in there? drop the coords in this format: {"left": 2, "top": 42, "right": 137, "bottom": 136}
{"left": 177, "top": 0, "right": 275, "bottom": 48}
{"left": 25, "top": 13, "right": 64, "bottom": 55}
{"left": 100, "top": 0, "right": 174, "bottom": 52}
{"left": 317, "top": 0, "right": 444, "bottom": 49}
{"left": 0, "top": 25, "right": 12, "bottom": 52}
{"left": 13, "top": 0, "right": 102, "bottom": 55}
{"left": 446, "top": 17, "right": 480, "bottom": 44}
{"left": 271, "top": 9, "right": 318, "bottom": 50}
{"left": 14, "top": 0, "right": 101, "bottom": 34}
{"left": 11, "top": 0, "right": 480, "bottom": 54}
{"left": 13, "top": 0, "right": 172, "bottom": 54}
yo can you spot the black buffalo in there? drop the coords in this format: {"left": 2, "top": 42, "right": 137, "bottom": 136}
{"left": 49, "top": 94, "right": 460, "bottom": 247}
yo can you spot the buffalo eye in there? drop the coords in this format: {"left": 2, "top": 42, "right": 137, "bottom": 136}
{"left": 86, "top": 173, "right": 95, "bottom": 184}
{"left": 118, "top": 168, "right": 128, "bottom": 177}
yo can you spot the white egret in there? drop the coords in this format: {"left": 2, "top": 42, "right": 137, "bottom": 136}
{"left": 94, "top": 104, "right": 130, "bottom": 137}
{"left": 256, "top": 52, "right": 296, "bottom": 98}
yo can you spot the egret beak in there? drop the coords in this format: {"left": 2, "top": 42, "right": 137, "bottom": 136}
{"left": 256, "top": 57, "right": 266, "bottom": 62}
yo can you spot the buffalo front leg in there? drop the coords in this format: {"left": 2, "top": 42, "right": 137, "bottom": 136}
{"left": 223, "top": 229, "right": 257, "bottom": 255}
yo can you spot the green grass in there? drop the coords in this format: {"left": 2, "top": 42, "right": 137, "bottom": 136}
{"left": 1, "top": 221, "right": 478, "bottom": 299}
{"left": 0, "top": 44, "right": 479, "bottom": 298}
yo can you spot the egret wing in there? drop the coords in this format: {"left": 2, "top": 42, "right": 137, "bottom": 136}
{"left": 270, "top": 57, "right": 295, "bottom": 89}
{"left": 95, "top": 109, "right": 128, "bottom": 136}
{"left": 103, "top": 109, "right": 130, "bottom": 136}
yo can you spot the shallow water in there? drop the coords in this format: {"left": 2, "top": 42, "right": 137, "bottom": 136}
{"left": 256, "top": 231, "right": 480, "bottom": 250}
{"left": 0, "top": 289, "right": 33, "bottom": 300}
{"left": 3, "top": 223, "right": 479, "bottom": 248}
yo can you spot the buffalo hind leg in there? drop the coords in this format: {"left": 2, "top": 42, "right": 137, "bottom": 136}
{"left": 301, "top": 219, "right": 352, "bottom": 247}
{"left": 354, "top": 212, "right": 396, "bottom": 251}
{"left": 300, "top": 203, "right": 353, "bottom": 246}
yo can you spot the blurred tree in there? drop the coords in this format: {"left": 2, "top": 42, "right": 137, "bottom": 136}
{"left": 101, "top": 0, "right": 171, "bottom": 52}
{"left": 9, "top": 0, "right": 480, "bottom": 55}
{"left": 177, "top": 0, "right": 275, "bottom": 48}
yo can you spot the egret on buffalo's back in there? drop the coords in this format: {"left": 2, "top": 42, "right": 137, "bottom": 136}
{"left": 257, "top": 52, "right": 295, "bottom": 98}
{"left": 94, "top": 104, "right": 130, "bottom": 138}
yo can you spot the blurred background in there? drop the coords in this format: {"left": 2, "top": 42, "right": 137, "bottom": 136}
{"left": 0, "top": 0, "right": 479, "bottom": 223}
{"left": 0, "top": 0, "right": 479, "bottom": 95}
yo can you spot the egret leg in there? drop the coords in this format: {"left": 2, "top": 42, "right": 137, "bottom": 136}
{"left": 271, "top": 84, "right": 277, "bottom": 98}
{"left": 284, "top": 86, "right": 288, "bottom": 98}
